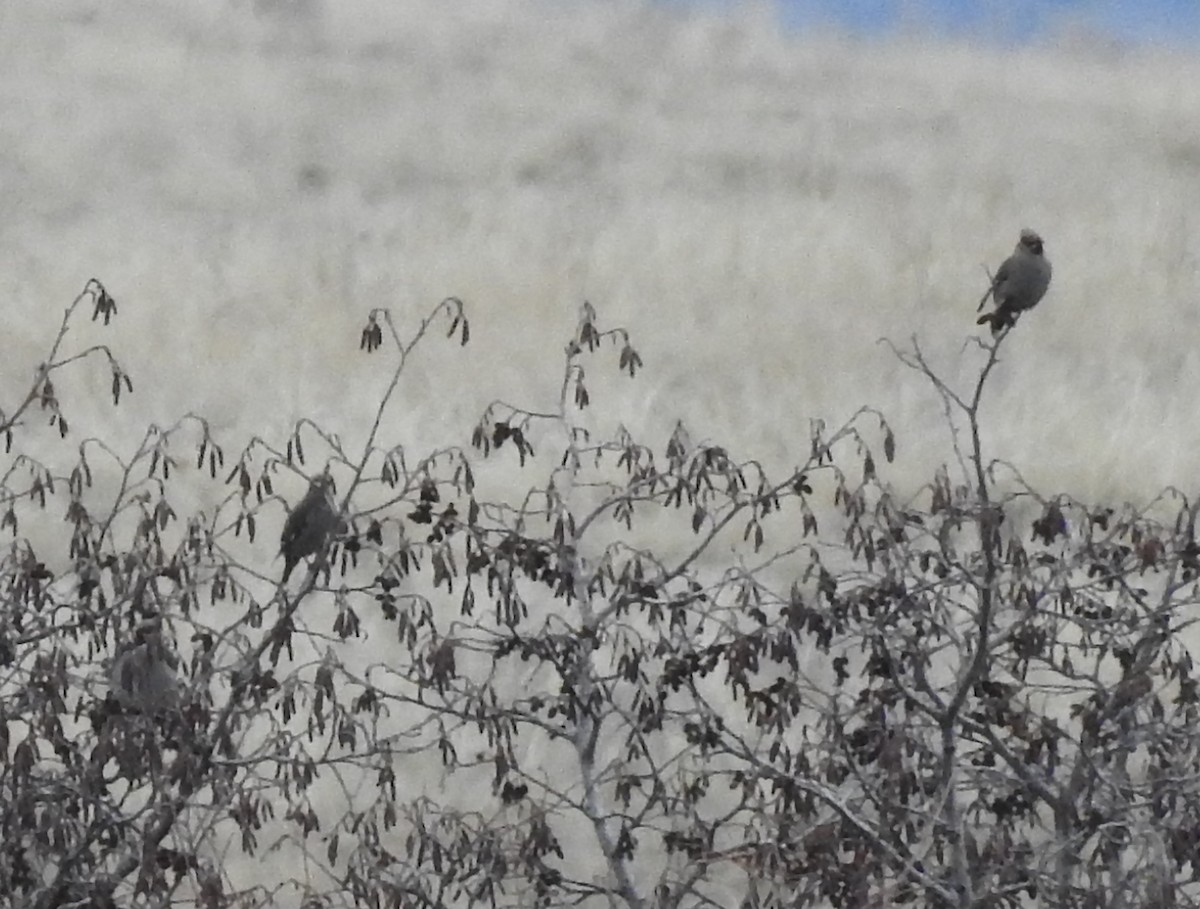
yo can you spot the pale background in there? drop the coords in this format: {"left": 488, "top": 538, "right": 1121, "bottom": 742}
{"left": 4, "top": 0, "right": 1199, "bottom": 514}
{"left": 3, "top": 0, "right": 1200, "bottom": 901}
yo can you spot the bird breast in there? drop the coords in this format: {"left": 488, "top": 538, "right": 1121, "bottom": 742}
{"left": 997, "top": 251, "right": 1051, "bottom": 311}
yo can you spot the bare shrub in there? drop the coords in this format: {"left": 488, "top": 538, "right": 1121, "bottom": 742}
{"left": 4, "top": 286, "right": 1200, "bottom": 909}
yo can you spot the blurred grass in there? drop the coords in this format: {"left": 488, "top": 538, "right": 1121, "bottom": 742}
{"left": 2, "top": 0, "right": 1199, "bottom": 510}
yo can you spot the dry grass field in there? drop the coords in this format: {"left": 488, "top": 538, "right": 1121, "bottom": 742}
{"left": 4, "top": 0, "right": 1200, "bottom": 507}
{"left": 4, "top": 0, "right": 1200, "bottom": 902}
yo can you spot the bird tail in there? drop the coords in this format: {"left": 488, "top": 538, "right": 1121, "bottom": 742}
{"left": 977, "top": 310, "right": 1013, "bottom": 337}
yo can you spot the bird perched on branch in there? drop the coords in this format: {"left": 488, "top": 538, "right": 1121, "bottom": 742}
{"left": 976, "top": 228, "right": 1052, "bottom": 336}
{"left": 280, "top": 473, "right": 339, "bottom": 584}
{"left": 109, "top": 615, "right": 180, "bottom": 714}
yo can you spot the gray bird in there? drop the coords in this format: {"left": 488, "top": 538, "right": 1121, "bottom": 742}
{"left": 280, "top": 473, "right": 339, "bottom": 584}
{"left": 976, "top": 228, "right": 1052, "bottom": 336}
{"left": 109, "top": 616, "right": 180, "bottom": 714}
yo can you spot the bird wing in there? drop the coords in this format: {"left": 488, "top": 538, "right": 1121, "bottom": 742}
{"left": 977, "top": 257, "right": 1011, "bottom": 311}
{"left": 279, "top": 506, "right": 305, "bottom": 555}
{"left": 280, "top": 487, "right": 321, "bottom": 553}
{"left": 112, "top": 649, "right": 140, "bottom": 699}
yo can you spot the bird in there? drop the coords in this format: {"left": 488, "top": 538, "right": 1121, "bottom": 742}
{"left": 109, "top": 616, "right": 180, "bottom": 714}
{"left": 279, "top": 473, "right": 339, "bottom": 584}
{"left": 976, "top": 229, "right": 1052, "bottom": 336}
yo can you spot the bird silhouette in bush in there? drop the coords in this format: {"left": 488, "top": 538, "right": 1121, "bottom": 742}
{"left": 279, "top": 473, "right": 339, "bottom": 584}
{"left": 108, "top": 615, "right": 180, "bottom": 714}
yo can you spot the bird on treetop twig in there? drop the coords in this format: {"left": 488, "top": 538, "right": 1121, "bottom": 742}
{"left": 976, "top": 228, "right": 1052, "bottom": 336}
